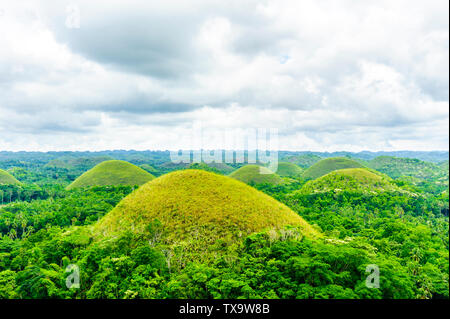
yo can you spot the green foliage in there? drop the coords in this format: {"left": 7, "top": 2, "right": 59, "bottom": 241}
{"left": 0, "top": 152, "right": 447, "bottom": 299}
{"left": 67, "top": 160, "right": 155, "bottom": 190}
{"left": 0, "top": 186, "right": 132, "bottom": 239}
{"left": 0, "top": 184, "right": 61, "bottom": 205}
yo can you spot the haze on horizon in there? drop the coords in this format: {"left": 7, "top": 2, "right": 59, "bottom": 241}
{"left": 0, "top": 0, "right": 448, "bottom": 152}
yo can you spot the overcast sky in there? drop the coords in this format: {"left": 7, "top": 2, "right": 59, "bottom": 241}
{"left": 0, "top": 0, "right": 448, "bottom": 152}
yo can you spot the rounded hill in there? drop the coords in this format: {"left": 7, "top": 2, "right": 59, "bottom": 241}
{"left": 67, "top": 160, "right": 155, "bottom": 190}
{"left": 0, "top": 169, "right": 21, "bottom": 185}
{"left": 300, "top": 168, "right": 402, "bottom": 194}
{"left": 229, "top": 165, "right": 283, "bottom": 185}
{"left": 94, "top": 169, "right": 320, "bottom": 251}
{"left": 188, "top": 162, "right": 235, "bottom": 175}
{"left": 276, "top": 162, "right": 303, "bottom": 177}
{"left": 302, "top": 157, "right": 365, "bottom": 180}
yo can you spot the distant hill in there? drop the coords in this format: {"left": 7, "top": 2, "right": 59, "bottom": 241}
{"left": 67, "top": 160, "right": 155, "bottom": 190}
{"left": 94, "top": 169, "right": 320, "bottom": 257}
{"left": 283, "top": 154, "right": 322, "bottom": 168}
{"left": 368, "top": 156, "right": 449, "bottom": 193}
{"left": 45, "top": 156, "right": 114, "bottom": 170}
{"left": 299, "top": 168, "right": 402, "bottom": 194}
{"left": 302, "top": 157, "right": 365, "bottom": 180}
{"left": 188, "top": 162, "right": 235, "bottom": 175}
{"left": 0, "top": 169, "right": 21, "bottom": 185}
{"left": 368, "top": 156, "right": 448, "bottom": 181}
{"left": 229, "top": 165, "right": 283, "bottom": 185}
{"left": 276, "top": 162, "right": 303, "bottom": 177}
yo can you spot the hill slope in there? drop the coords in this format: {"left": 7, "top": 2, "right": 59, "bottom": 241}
{"left": 94, "top": 170, "right": 320, "bottom": 253}
{"left": 300, "top": 168, "right": 403, "bottom": 194}
{"left": 302, "top": 157, "right": 365, "bottom": 180}
{"left": 0, "top": 169, "right": 21, "bottom": 185}
{"left": 229, "top": 165, "right": 283, "bottom": 185}
{"left": 276, "top": 162, "right": 303, "bottom": 177}
{"left": 67, "top": 160, "right": 155, "bottom": 190}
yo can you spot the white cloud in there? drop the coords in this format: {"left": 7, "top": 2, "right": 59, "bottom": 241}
{"left": 0, "top": 0, "right": 448, "bottom": 151}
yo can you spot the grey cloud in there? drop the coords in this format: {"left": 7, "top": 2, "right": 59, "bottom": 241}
{"left": 0, "top": 108, "right": 101, "bottom": 134}
{"left": 0, "top": 0, "right": 447, "bottom": 151}
{"left": 104, "top": 100, "right": 198, "bottom": 114}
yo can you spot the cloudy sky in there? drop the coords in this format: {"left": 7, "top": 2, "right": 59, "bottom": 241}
{"left": 0, "top": 0, "right": 448, "bottom": 152}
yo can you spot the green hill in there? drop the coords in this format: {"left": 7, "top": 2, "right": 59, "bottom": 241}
{"left": 0, "top": 169, "right": 21, "bottom": 185}
{"left": 188, "top": 162, "right": 235, "bottom": 175}
{"left": 302, "top": 157, "right": 365, "bottom": 180}
{"left": 276, "top": 162, "right": 303, "bottom": 178}
{"left": 94, "top": 169, "right": 320, "bottom": 256}
{"left": 67, "top": 160, "right": 155, "bottom": 190}
{"left": 299, "top": 168, "right": 403, "bottom": 194}
{"left": 229, "top": 165, "right": 283, "bottom": 185}
{"left": 207, "top": 162, "right": 235, "bottom": 174}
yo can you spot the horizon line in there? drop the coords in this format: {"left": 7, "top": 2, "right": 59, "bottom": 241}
{"left": 0, "top": 149, "right": 448, "bottom": 153}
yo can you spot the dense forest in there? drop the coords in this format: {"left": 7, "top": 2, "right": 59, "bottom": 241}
{"left": 0, "top": 151, "right": 448, "bottom": 299}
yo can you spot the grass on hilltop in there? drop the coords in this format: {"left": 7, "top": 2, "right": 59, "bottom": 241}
{"left": 0, "top": 169, "right": 21, "bottom": 185}
{"left": 67, "top": 160, "right": 155, "bottom": 190}
{"left": 229, "top": 165, "right": 283, "bottom": 185}
{"left": 299, "top": 168, "right": 404, "bottom": 194}
{"left": 302, "top": 157, "right": 365, "bottom": 180}
{"left": 94, "top": 169, "right": 320, "bottom": 258}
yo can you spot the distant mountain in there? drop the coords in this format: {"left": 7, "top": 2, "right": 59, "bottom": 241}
{"left": 279, "top": 150, "right": 448, "bottom": 163}
{"left": 1, "top": 150, "right": 447, "bottom": 170}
